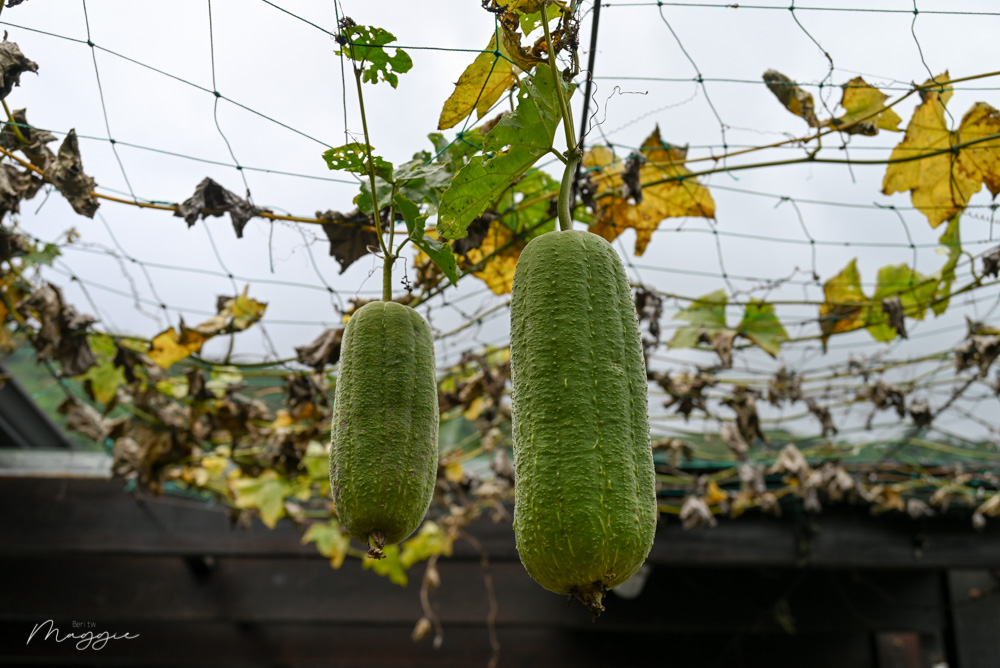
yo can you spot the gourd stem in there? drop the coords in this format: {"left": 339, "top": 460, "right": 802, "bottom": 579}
{"left": 349, "top": 59, "right": 393, "bottom": 301}
{"left": 543, "top": 0, "right": 579, "bottom": 233}
{"left": 558, "top": 149, "right": 581, "bottom": 232}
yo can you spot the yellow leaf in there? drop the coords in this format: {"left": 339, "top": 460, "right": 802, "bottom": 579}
{"left": 444, "top": 461, "right": 465, "bottom": 483}
{"left": 400, "top": 520, "right": 454, "bottom": 569}
{"left": 704, "top": 480, "right": 728, "bottom": 505}
{"left": 438, "top": 35, "right": 517, "bottom": 131}
{"left": 882, "top": 73, "right": 1000, "bottom": 228}
{"left": 231, "top": 470, "right": 291, "bottom": 529}
{"left": 271, "top": 409, "right": 294, "bottom": 429}
{"left": 583, "top": 126, "right": 715, "bottom": 255}
{"left": 302, "top": 520, "right": 351, "bottom": 569}
{"left": 463, "top": 220, "right": 525, "bottom": 294}
{"left": 462, "top": 395, "right": 484, "bottom": 421}
{"left": 148, "top": 324, "right": 211, "bottom": 369}
{"left": 832, "top": 77, "right": 902, "bottom": 135}
{"left": 818, "top": 258, "right": 868, "bottom": 343}
{"left": 191, "top": 285, "right": 267, "bottom": 336}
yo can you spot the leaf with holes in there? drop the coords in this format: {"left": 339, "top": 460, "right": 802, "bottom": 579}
{"left": 336, "top": 25, "right": 412, "bottom": 88}
{"left": 323, "top": 143, "right": 393, "bottom": 182}
{"left": 438, "top": 66, "right": 566, "bottom": 239}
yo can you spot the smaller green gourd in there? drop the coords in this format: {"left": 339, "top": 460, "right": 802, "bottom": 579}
{"left": 329, "top": 301, "right": 439, "bottom": 557}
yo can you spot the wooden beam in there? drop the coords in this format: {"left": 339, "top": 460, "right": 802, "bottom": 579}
{"left": 947, "top": 570, "right": 1000, "bottom": 668}
{"left": 3, "top": 478, "right": 1000, "bottom": 569}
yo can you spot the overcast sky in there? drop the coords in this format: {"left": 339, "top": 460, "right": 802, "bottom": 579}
{"left": 4, "top": 0, "right": 1000, "bottom": 442}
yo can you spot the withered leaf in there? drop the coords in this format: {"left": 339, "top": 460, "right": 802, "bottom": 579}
{"left": 908, "top": 399, "right": 932, "bottom": 427}
{"left": 0, "top": 162, "right": 43, "bottom": 219}
{"left": 805, "top": 398, "right": 837, "bottom": 437}
{"left": 763, "top": 69, "right": 819, "bottom": 127}
{"left": 881, "top": 297, "right": 908, "bottom": 339}
{"left": 18, "top": 283, "right": 98, "bottom": 375}
{"left": 317, "top": 209, "right": 379, "bottom": 273}
{"left": 622, "top": 153, "right": 643, "bottom": 204}
{"left": 720, "top": 422, "right": 748, "bottom": 460}
{"left": 680, "top": 494, "right": 717, "bottom": 529}
{"left": 294, "top": 327, "right": 344, "bottom": 370}
{"left": 767, "top": 366, "right": 802, "bottom": 406}
{"left": 955, "top": 333, "right": 1000, "bottom": 378}
{"left": 58, "top": 396, "right": 119, "bottom": 442}
{"left": 176, "top": 177, "right": 256, "bottom": 237}
{"left": 0, "top": 38, "right": 37, "bottom": 100}
{"left": 654, "top": 370, "right": 715, "bottom": 419}
{"left": 722, "top": 386, "right": 768, "bottom": 446}
{"left": 186, "top": 368, "right": 213, "bottom": 402}
{"left": 47, "top": 130, "right": 98, "bottom": 218}
{"left": 984, "top": 246, "right": 1000, "bottom": 278}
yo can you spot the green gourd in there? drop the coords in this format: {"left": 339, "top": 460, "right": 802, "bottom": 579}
{"left": 510, "top": 229, "right": 656, "bottom": 614}
{"left": 329, "top": 301, "right": 439, "bottom": 557}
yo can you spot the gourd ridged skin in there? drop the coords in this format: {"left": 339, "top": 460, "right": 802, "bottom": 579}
{"left": 329, "top": 301, "right": 439, "bottom": 548}
{"left": 511, "top": 229, "right": 656, "bottom": 599}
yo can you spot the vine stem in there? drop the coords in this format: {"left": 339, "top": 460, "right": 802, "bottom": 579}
{"left": 348, "top": 51, "right": 393, "bottom": 301}
{"left": 543, "top": 0, "right": 580, "bottom": 232}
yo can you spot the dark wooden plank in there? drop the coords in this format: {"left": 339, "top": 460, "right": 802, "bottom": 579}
{"left": 0, "top": 552, "right": 947, "bottom": 633}
{"left": 4, "top": 477, "right": 1000, "bottom": 569}
{"left": 875, "top": 632, "right": 922, "bottom": 668}
{"left": 947, "top": 569, "right": 1000, "bottom": 668}
{"left": 0, "top": 621, "right": 878, "bottom": 668}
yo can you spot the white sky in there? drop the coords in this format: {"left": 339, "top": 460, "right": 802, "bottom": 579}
{"left": 4, "top": 0, "right": 1000, "bottom": 443}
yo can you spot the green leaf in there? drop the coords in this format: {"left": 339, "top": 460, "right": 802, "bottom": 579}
{"left": 517, "top": 2, "right": 562, "bottom": 35}
{"left": 302, "top": 520, "right": 351, "bottom": 569}
{"left": 399, "top": 521, "right": 454, "bottom": 569}
{"left": 336, "top": 25, "right": 412, "bottom": 88}
{"left": 23, "top": 242, "right": 61, "bottom": 267}
{"left": 673, "top": 289, "right": 728, "bottom": 329}
{"left": 323, "top": 143, "right": 393, "bottom": 182}
{"left": 496, "top": 168, "right": 559, "bottom": 238}
{"left": 437, "top": 67, "right": 567, "bottom": 239}
{"left": 395, "top": 193, "right": 458, "bottom": 285}
{"left": 427, "top": 132, "right": 482, "bottom": 173}
{"left": 738, "top": 301, "right": 787, "bottom": 357}
{"left": 668, "top": 289, "right": 729, "bottom": 350}
{"left": 361, "top": 543, "right": 408, "bottom": 586}
{"left": 231, "top": 471, "right": 292, "bottom": 529}
{"left": 867, "top": 263, "right": 935, "bottom": 341}
{"left": 931, "top": 214, "right": 961, "bottom": 316}
{"left": 355, "top": 175, "right": 394, "bottom": 215}
{"left": 78, "top": 334, "right": 125, "bottom": 404}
